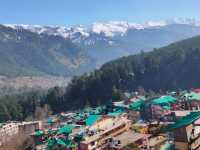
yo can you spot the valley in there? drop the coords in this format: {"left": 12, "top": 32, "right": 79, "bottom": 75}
{"left": 0, "top": 76, "right": 70, "bottom": 96}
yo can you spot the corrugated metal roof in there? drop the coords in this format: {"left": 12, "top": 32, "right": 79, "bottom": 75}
{"left": 152, "top": 95, "right": 177, "bottom": 105}
{"left": 86, "top": 115, "right": 102, "bottom": 126}
{"left": 164, "top": 111, "right": 200, "bottom": 131}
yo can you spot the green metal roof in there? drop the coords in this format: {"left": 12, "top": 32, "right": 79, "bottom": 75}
{"left": 57, "top": 124, "right": 75, "bottom": 135}
{"left": 108, "top": 112, "right": 122, "bottom": 117}
{"left": 47, "top": 138, "right": 56, "bottom": 149}
{"left": 56, "top": 139, "right": 67, "bottom": 146}
{"left": 162, "top": 105, "right": 171, "bottom": 110}
{"left": 48, "top": 129, "right": 57, "bottom": 135}
{"left": 34, "top": 130, "right": 44, "bottom": 136}
{"left": 86, "top": 115, "right": 102, "bottom": 126}
{"left": 164, "top": 111, "right": 200, "bottom": 132}
{"left": 152, "top": 95, "right": 177, "bottom": 105}
{"left": 129, "top": 100, "right": 144, "bottom": 111}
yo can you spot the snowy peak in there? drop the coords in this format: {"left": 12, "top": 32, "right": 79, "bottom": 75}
{"left": 91, "top": 22, "right": 131, "bottom": 37}
{"left": 2, "top": 19, "right": 200, "bottom": 72}
{"left": 91, "top": 21, "right": 167, "bottom": 37}
{"left": 166, "top": 18, "right": 200, "bottom": 26}
{"left": 89, "top": 19, "right": 200, "bottom": 37}
{"left": 4, "top": 19, "right": 200, "bottom": 39}
{"left": 142, "top": 21, "right": 167, "bottom": 28}
{"left": 4, "top": 24, "right": 89, "bottom": 39}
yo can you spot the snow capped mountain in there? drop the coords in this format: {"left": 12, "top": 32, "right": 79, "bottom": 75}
{"left": 3, "top": 21, "right": 167, "bottom": 38}
{"left": 4, "top": 19, "right": 200, "bottom": 40}
{"left": 3, "top": 19, "right": 200, "bottom": 66}
{"left": 166, "top": 18, "right": 200, "bottom": 26}
{"left": 4, "top": 24, "right": 89, "bottom": 41}
{"left": 91, "top": 21, "right": 169, "bottom": 37}
{"left": 91, "top": 22, "right": 131, "bottom": 37}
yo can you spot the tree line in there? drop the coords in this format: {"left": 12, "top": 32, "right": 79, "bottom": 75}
{"left": 0, "top": 87, "right": 64, "bottom": 122}
{"left": 62, "top": 36, "right": 200, "bottom": 110}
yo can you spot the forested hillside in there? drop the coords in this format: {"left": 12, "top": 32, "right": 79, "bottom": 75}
{"left": 0, "top": 87, "right": 64, "bottom": 122}
{"left": 62, "top": 35, "right": 200, "bottom": 109}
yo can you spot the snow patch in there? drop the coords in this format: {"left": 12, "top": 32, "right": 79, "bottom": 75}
{"left": 3, "top": 18, "right": 200, "bottom": 41}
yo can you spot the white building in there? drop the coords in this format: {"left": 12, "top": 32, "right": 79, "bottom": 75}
{"left": 80, "top": 115, "right": 131, "bottom": 150}
{"left": 0, "top": 121, "right": 41, "bottom": 147}
{"left": 0, "top": 122, "right": 19, "bottom": 146}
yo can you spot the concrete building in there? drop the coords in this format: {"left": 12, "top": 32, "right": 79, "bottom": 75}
{"left": 0, "top": 122, "right": 19, "bottom": 146}
{"left": 110, "top": 131, "right": 150, "bottom": 149}
{"left": 148, "top": 135, "right": 167, "bottom": 150}
{"left": 174, "top": 122, "right": 200, "bottom": 150}
{"left": 0, "top": 121, "right": 41, "bottom": 147}
{"left": 18, "top": 121, "right": 41, "bottom": 134}
{"left": 80, "top": 116, "right": 131, "bottom": 150}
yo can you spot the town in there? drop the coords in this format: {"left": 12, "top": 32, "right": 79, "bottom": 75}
{"left": 1, "top": 0, "right": 200, "bottom": 150}
{"left": 1, "top": 88, "right": 200, "bottom": 150}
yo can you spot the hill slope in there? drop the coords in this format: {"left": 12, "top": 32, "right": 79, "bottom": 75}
{"left": 63, "top": 36, "right": 200, "bottom": 109}
{"left": 0, "top": 25, "right": 93, "bottom": 77}
{"left": 6, "top": 22, "right": 200, "bottom": 66}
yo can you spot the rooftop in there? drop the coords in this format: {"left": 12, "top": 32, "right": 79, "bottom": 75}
{"left": 148, "top": 135, "right": 167, "bottom": 147}
{"left": 113, "top": 131, "right": 151, "bottom": 148}
{"left": 164, "top": 111, "right": 200, "bottom": 131}
{"left": 82, "top": 117, "right": 130, "bottom": 144}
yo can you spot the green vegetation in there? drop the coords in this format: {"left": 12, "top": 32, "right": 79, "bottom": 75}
{"left": 0, "top": 90, "right": 44, "bottom": 122}
{"left": 63, "top": 35, "right": 200, "bottom": 109}
{"left": 0, "top": 87, "right": 61, "bottom": 122}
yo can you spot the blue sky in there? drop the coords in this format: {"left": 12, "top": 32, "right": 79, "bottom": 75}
{"left": 0, "top": 0, "right": 199, "bottom": 26}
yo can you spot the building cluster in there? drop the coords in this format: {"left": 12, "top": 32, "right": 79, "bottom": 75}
{"left": 0, "top": 121, "right": 41, "bottom": 147}
{"left": 2, "top": 88, "right": 200, "bottom": 150}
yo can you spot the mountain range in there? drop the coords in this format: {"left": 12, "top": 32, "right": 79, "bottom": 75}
{"left": 0, "top": 25, "right": 94, "bottom": 77}
{"left": 2, "top": 20, "right": 200, "bottom": 77}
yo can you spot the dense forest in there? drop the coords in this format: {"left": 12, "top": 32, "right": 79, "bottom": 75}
{"left": 2, "top": 35, "right": 200, "bottom": 122}
{"left": 0, "top": 87, "right": 64, "bottom": 122}
{"left": 63, "top": 35, "right": 200, "bottom": 109}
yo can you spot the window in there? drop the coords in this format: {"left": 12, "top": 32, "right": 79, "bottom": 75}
{"left": 91, "top": 141, "right": 95, "bottom": 146}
